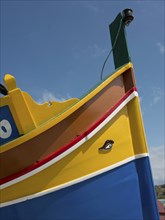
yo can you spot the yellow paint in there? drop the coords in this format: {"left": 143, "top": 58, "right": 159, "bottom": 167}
{"left": 127, "top": 96, "right": 148, "bottom": 154}
{"left": 0, "top": 102, "right": 148, "bottom": 203}
{"left": 4, "top": 74, "right": 17, "bottom": 91}
{"left": 1, "top": 74, "right": 36, "bottom": 134}
{"left": 0, "top": 74, "right": 79, "bottom": 148}
{"left": 8, "top": 88, "right": 37, "bottom": 134}
{"left": 22, "top": 92, "right": 79, "bottom": 127}
{"left": 0, "top": 63, "right": 133, "bottom": 152}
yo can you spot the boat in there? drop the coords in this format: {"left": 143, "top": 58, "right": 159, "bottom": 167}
{"left": 0, "top": 9, "right": 160, "bottom": 219}
{"left": 157, "top": 200, "right": 165, "bottom": 220}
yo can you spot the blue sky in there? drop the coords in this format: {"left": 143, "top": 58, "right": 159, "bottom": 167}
{"left": 1, "top": 0, "right": 164, "bottom": 185}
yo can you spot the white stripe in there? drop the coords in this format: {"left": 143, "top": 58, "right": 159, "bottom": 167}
{"left": 0, "top": 91, "right": 138, "bottom": 189}
{"left": 0, "top": 153, "right": 149, "bottom": 208}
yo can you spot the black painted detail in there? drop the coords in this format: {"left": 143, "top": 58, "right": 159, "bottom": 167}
{"left": 99, "top": 140, "right": 114, "bottom": 152}
{"left": 0, "top": 84, "right": 8, "bottom": 96}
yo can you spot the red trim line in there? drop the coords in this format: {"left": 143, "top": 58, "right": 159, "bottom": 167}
{"left": 0, "top": 87, "right": 137, "bottom": 185}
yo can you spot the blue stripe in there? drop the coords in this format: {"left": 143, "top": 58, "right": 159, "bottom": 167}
{"left": 1, "top": 157, "right": 159, "bottom": 220}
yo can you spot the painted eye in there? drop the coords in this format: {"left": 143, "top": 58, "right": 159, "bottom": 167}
{"left": 0, "top": 119, "right": 12, "bottom": 139}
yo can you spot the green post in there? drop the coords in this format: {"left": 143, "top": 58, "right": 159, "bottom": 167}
{"left": 109, "top": 12, "right": 131, "bottom": 69}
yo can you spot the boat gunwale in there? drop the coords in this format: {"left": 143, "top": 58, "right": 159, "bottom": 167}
{"left": 0, "top": 86, "right": 138, "bottom": 187}
{"left": 0, "top": 63, "right": 133, "bottom": 153}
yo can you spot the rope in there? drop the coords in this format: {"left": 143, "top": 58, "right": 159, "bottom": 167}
{"left": 100, "top": 19, "right": 123, "bottom": 80}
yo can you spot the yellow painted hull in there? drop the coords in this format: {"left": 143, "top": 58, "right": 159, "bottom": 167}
{"left": 1, "top": 94, "right": 148, "bottom": 204}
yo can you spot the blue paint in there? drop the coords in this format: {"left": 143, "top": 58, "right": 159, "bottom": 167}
{"left": 2, "top": 126, "right": 7, "bottom": 133}
{"left": 0, "top": 157, "right": 159, "bottom": 220}
{"left": 0, "top": 105, "right": 19, "bottom": 145}
{"left": 135, "top": 158, "right": 159, "bottom": 220}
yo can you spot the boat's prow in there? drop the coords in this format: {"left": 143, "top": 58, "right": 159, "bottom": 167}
{"left": 0, "top": 9, "right": 159, "bottom": 220}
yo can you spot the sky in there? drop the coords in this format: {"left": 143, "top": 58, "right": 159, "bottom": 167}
{"left": 0, "top": 0, "right": 164, "bottom": 185}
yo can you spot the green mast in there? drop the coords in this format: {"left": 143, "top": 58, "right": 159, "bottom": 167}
{"left": 109, "top": 9, "right": 134, "bottom": 69}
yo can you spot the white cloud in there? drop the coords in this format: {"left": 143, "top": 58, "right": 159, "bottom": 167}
{"left": 157, "top": 42, "right": 165, "bottom": 54}
{"left": 37, "top": 90, "right": 70, "bottom": 104}
{"left": 92, "top": 44, "right": 107, "bottom": 58}
{"left": 72, "top": 44, "right": 107, "bottom": 60}
{"left": 150, "top": 86, "right": 164, "bottom": 106}
{"left": 87, "top": 4, "right": 99, "bottom": 13}
{"left": 149, "top": 145, "right": 165, "bottom": 185}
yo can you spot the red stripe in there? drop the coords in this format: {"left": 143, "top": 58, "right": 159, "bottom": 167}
{"left": 0, "top": 87, "right": 137, "bottom": 185}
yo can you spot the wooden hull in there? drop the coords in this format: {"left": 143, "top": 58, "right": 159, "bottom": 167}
{"left": 1, "top": 64, "right": 134, "bottom": 179}
{"left": 0, "top": 63, "right": 159, "bottom": 219}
